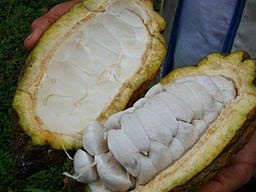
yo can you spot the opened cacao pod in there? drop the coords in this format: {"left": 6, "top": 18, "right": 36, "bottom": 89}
{"left": 12, "top": 0, "right": 166, "bottom": 176}
{"left": 138, "top": 50, "right": 256, "bottom": 191}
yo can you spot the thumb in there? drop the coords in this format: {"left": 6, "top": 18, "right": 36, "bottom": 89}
{"left": 24, "top": 0, "right": 82, "bottom": 51}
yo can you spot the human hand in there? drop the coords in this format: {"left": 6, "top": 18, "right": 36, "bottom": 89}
{"left": 23, "top": 0, "right": 82, "bottom": 51}
{"left": 197, "top": 130, "right": 256, "bottom": 192}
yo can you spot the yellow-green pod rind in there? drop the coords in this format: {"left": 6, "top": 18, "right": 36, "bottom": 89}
{"left": 135, "top": 50, "right": 256, "bottom": 192}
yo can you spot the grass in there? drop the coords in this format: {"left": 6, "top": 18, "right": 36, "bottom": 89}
{"left": 0, "top": 1, "right": 73, "bottom": 191}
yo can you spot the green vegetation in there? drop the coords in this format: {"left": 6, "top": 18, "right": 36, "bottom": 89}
{"left": 0, "top": 1, "right": 73, "bottom": 191}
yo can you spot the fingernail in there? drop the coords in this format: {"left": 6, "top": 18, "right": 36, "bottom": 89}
{"left": 25, "top": 33, "right": 32, "bottom": 41}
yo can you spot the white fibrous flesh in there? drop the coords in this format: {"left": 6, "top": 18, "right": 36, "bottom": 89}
{"left": 35, "top": 0, "right": 149, "bottom": 136}
{"left": 66, "top": 74, "right": 236, "bottom": 192}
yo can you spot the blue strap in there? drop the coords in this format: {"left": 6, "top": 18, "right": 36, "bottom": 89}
{"left": 162, "top": 0, "right": 245, "bottom": 77}
{"left": 162, "top": 0, "right": 183, "bottom": 77}
{"left": 222, "top": 0, "right": 247, "bottom": 52}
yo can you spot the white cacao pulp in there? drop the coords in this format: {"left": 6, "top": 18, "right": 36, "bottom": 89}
{"left": 65, "top": 74, "right": 236, "bottom": 191}
{"left": 35, "top": 0, "right": 150, "bottom": 136}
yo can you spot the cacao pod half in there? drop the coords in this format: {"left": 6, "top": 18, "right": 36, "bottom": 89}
{"left": 135, "top": 50, "right": 256, "bottom": 191}
{"left": 12, "top": 0, "right": 166, "bottom": 177}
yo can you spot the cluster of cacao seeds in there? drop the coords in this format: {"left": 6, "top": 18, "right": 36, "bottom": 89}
{"left": 64, "top": 74, "right": 236, "bottom": 192}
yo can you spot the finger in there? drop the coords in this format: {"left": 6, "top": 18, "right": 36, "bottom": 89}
{"left": 197, "top": 163, "right": 253, "bottom": 192}
{"left": 24, "top": 0, "right": 82, "bottom": 51}
{"left": 232, "top": 128, "right": 256, "bottom": 166}
{"left": 197, "top": 130, "right": 256, "bottom": 192}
